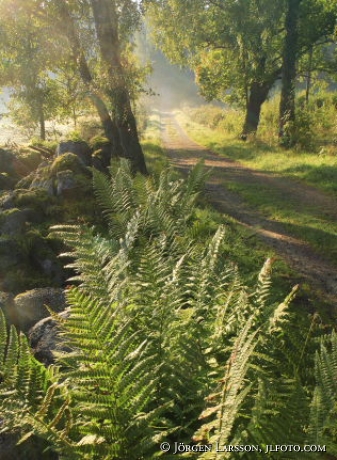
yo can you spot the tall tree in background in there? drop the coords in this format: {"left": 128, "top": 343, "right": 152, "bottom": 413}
{"left": 0, "top": 0, "right": 148, "bottom": 174}
{"left": 144, "top": 0, "right": 285, "bottom": 137}
{"left": 48, "top": 0, "right": 148, "bottom": 173}
{"left": 0, "top": 0, "right": 62, "bottom": 139}
{"left": 145, "top": 0, "right": 337, "bottom": 141}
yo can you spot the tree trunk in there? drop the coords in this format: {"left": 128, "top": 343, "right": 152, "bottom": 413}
{"left": 39, "top": 107, "right": 46, "bottom": 141}
{"left": 279, "top": 0, "right": 302, "bottom": 147}
{"left": 305, "top": 46, "right": 313, "bottom": 106}
{"left": 90, "top": 0, "right": 148, "bottom": 175}
{"left": 56, "top": 1, "right": 121, "bottom": 159}
{"left": 240, "top": 81, "right": 272, "bottom": 139}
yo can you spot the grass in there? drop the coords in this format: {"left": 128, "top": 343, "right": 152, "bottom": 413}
{"left": 226, "top": 180, "right": 337, "bottom": 265}
{"left": 174, "top": 108, "right": 337, "bottom": 269}
{"left": 140, "top": 111, "right": 170, "bottom": 175}
{"left": 176, "top": 109, "right": 337, "bottom": 196}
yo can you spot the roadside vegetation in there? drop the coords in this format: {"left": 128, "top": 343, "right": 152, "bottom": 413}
{"left": 177, "top": 94, "right": 337, "bottom": 195}
{"left": 173, "top": 97, "right": 337, "bottom": 269}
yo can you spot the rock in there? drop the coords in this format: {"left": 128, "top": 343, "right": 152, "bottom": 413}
{"left": 13, "top": 189, "right": 55, "bottom": 217}
{"left": 29, "top": 236, "right": 64, "bottom": 285}
{"left": 0, "top": 428, "right": 58, "bottom": 460}
{"left": 0, "top": 148, "right": 15, "bottom": 175}
{"left": 13, "top": 288, "right": 66, "bottom": 332}
{"left": 0, "top": 191, "right": 15, "bottom": 209}
{"left": 0, "top": 173, "right": 16, "bottom": 190}
{"left": 30, "top": 175, "right": 55, "bottom": 196}
{"left": 29, "top": 308, "right": 71, "bottom": 365}
{"left": 0, "top": 238, "right": 23, "bottom": 270}
{"left": 0, "top": 291, "right": 15, "bottom": 325}
{"left": 56, "top": 140, "right": 92, "bottom": 166}
{"left": 50, "top": 152, "right": 89, "bottom": 176}
{"left": 92, "top": 144, "right": 113, "bottom": 171}
{"left": 0, "top": 208, "right": 29, "bottom": 236}
{"left": 16, "top": 161, "right": 55, "bottom": 195}
{"left": 55, "top": 170, "right": 78, "bottom": 196}
{"left": 50, "top": 154, "right": 92, "bottom": 198}
{"left": 0, "top": 149, "right": 21, "bottom": 189}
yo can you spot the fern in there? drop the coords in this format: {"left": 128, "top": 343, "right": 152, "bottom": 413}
{"left": 0, "top": 309, "right": 54, "bottom": 440}
{"left": 3, "top": 161, "right": 336, "bottom": 459}
{"left": 308, "top": 332, "right": 337, "bottom": 456}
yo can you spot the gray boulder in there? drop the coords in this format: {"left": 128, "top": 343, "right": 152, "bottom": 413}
{"left": 55, "top": 170, "right": 78, "bottom": 196}
{"left": 29, "top": 308, "right": 71, "bottom": 365}
{"left": 13, "top": 288, "right": 66, "bottom": 332}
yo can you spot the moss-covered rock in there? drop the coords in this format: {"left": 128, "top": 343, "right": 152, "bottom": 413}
{"left": 13, "top": 188, "right": 55, "bottom": 216}
{"left": 56, "top": 140, "right": 92, "bottom": 166}
{"left": 17, "top": 149, "right": 42, "bottom": 172}
{"left": 0, "top": 148, "right": 16, "bottom": 175}
{"left": 0, "top": 208, "right": 28, "bottom": 235}
{"left": 50, "top": 152, "right": 89, "bottom": 176}
{"left": 89, "top": 134, "right": 110, "bottom": 151}
{"left": 0, "top": 191, "right": 15, "bottom": 209}
{"left": 0, "top": 172, "right": 17, "bottom": 190}
{"left": 0, "top": 238, "right": 24, "bottom": 289}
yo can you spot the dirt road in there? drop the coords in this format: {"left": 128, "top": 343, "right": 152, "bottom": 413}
{"left": 160, "top": 111, "right": 337, "bottom": 308}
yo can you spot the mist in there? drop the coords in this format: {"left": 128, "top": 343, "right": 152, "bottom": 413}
{"left": 143, "top": 49, "right": 207, "bottom": 111}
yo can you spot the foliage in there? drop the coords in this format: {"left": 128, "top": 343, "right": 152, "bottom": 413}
{"left": 0, "top": 308, "right": 55, "bottom": 437}
{"left": 144, "top": 0, "right": 284, "bottom": 133}
{"left": 308, "top": 332, "right": 337, "bottom": 456}
{"left": 1, "top": 162, "right": 337, "bottom": 458}
{"left": 182, "top": 106, "right": 244, "bottom": 136}
{"left": 0, "top": 0, "right": 68, "bottom": 138}
{"left": 145, "top": 0, "right": 337, "bottom": 137}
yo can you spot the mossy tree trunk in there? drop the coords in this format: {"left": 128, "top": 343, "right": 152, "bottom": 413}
{"left": 90, "top": 0, "right": 148, "bottom": 175}
{"left": 56, "top": 2, "right": 119, "bottom": 153}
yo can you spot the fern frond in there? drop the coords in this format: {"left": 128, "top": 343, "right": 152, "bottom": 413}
{"left": 308, "top": 332, "right": 337, "bottom": 453}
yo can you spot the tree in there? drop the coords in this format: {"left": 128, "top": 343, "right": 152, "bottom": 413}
{"left": 0, "top": 0, "right": 148, "bottom": 174}
{"left": 144, "top": 0, "right": 285, "bottom": 137}
{"left": 90, "top": 0, "right": 148, "bottom": 174}
{"left": 145, "top": 0, "right": 337, "bottom": 140}
{"left": 50, "top": 0, "right": 148, "bottom": 173}
{"left": 278, "top": 0, "right": 302, "bottom": 146}
{"left": 279, "top": 0, "right": 337, "bottom": 147}
{"left": 0, "top": 0, "right": 63, "bottom": 139}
